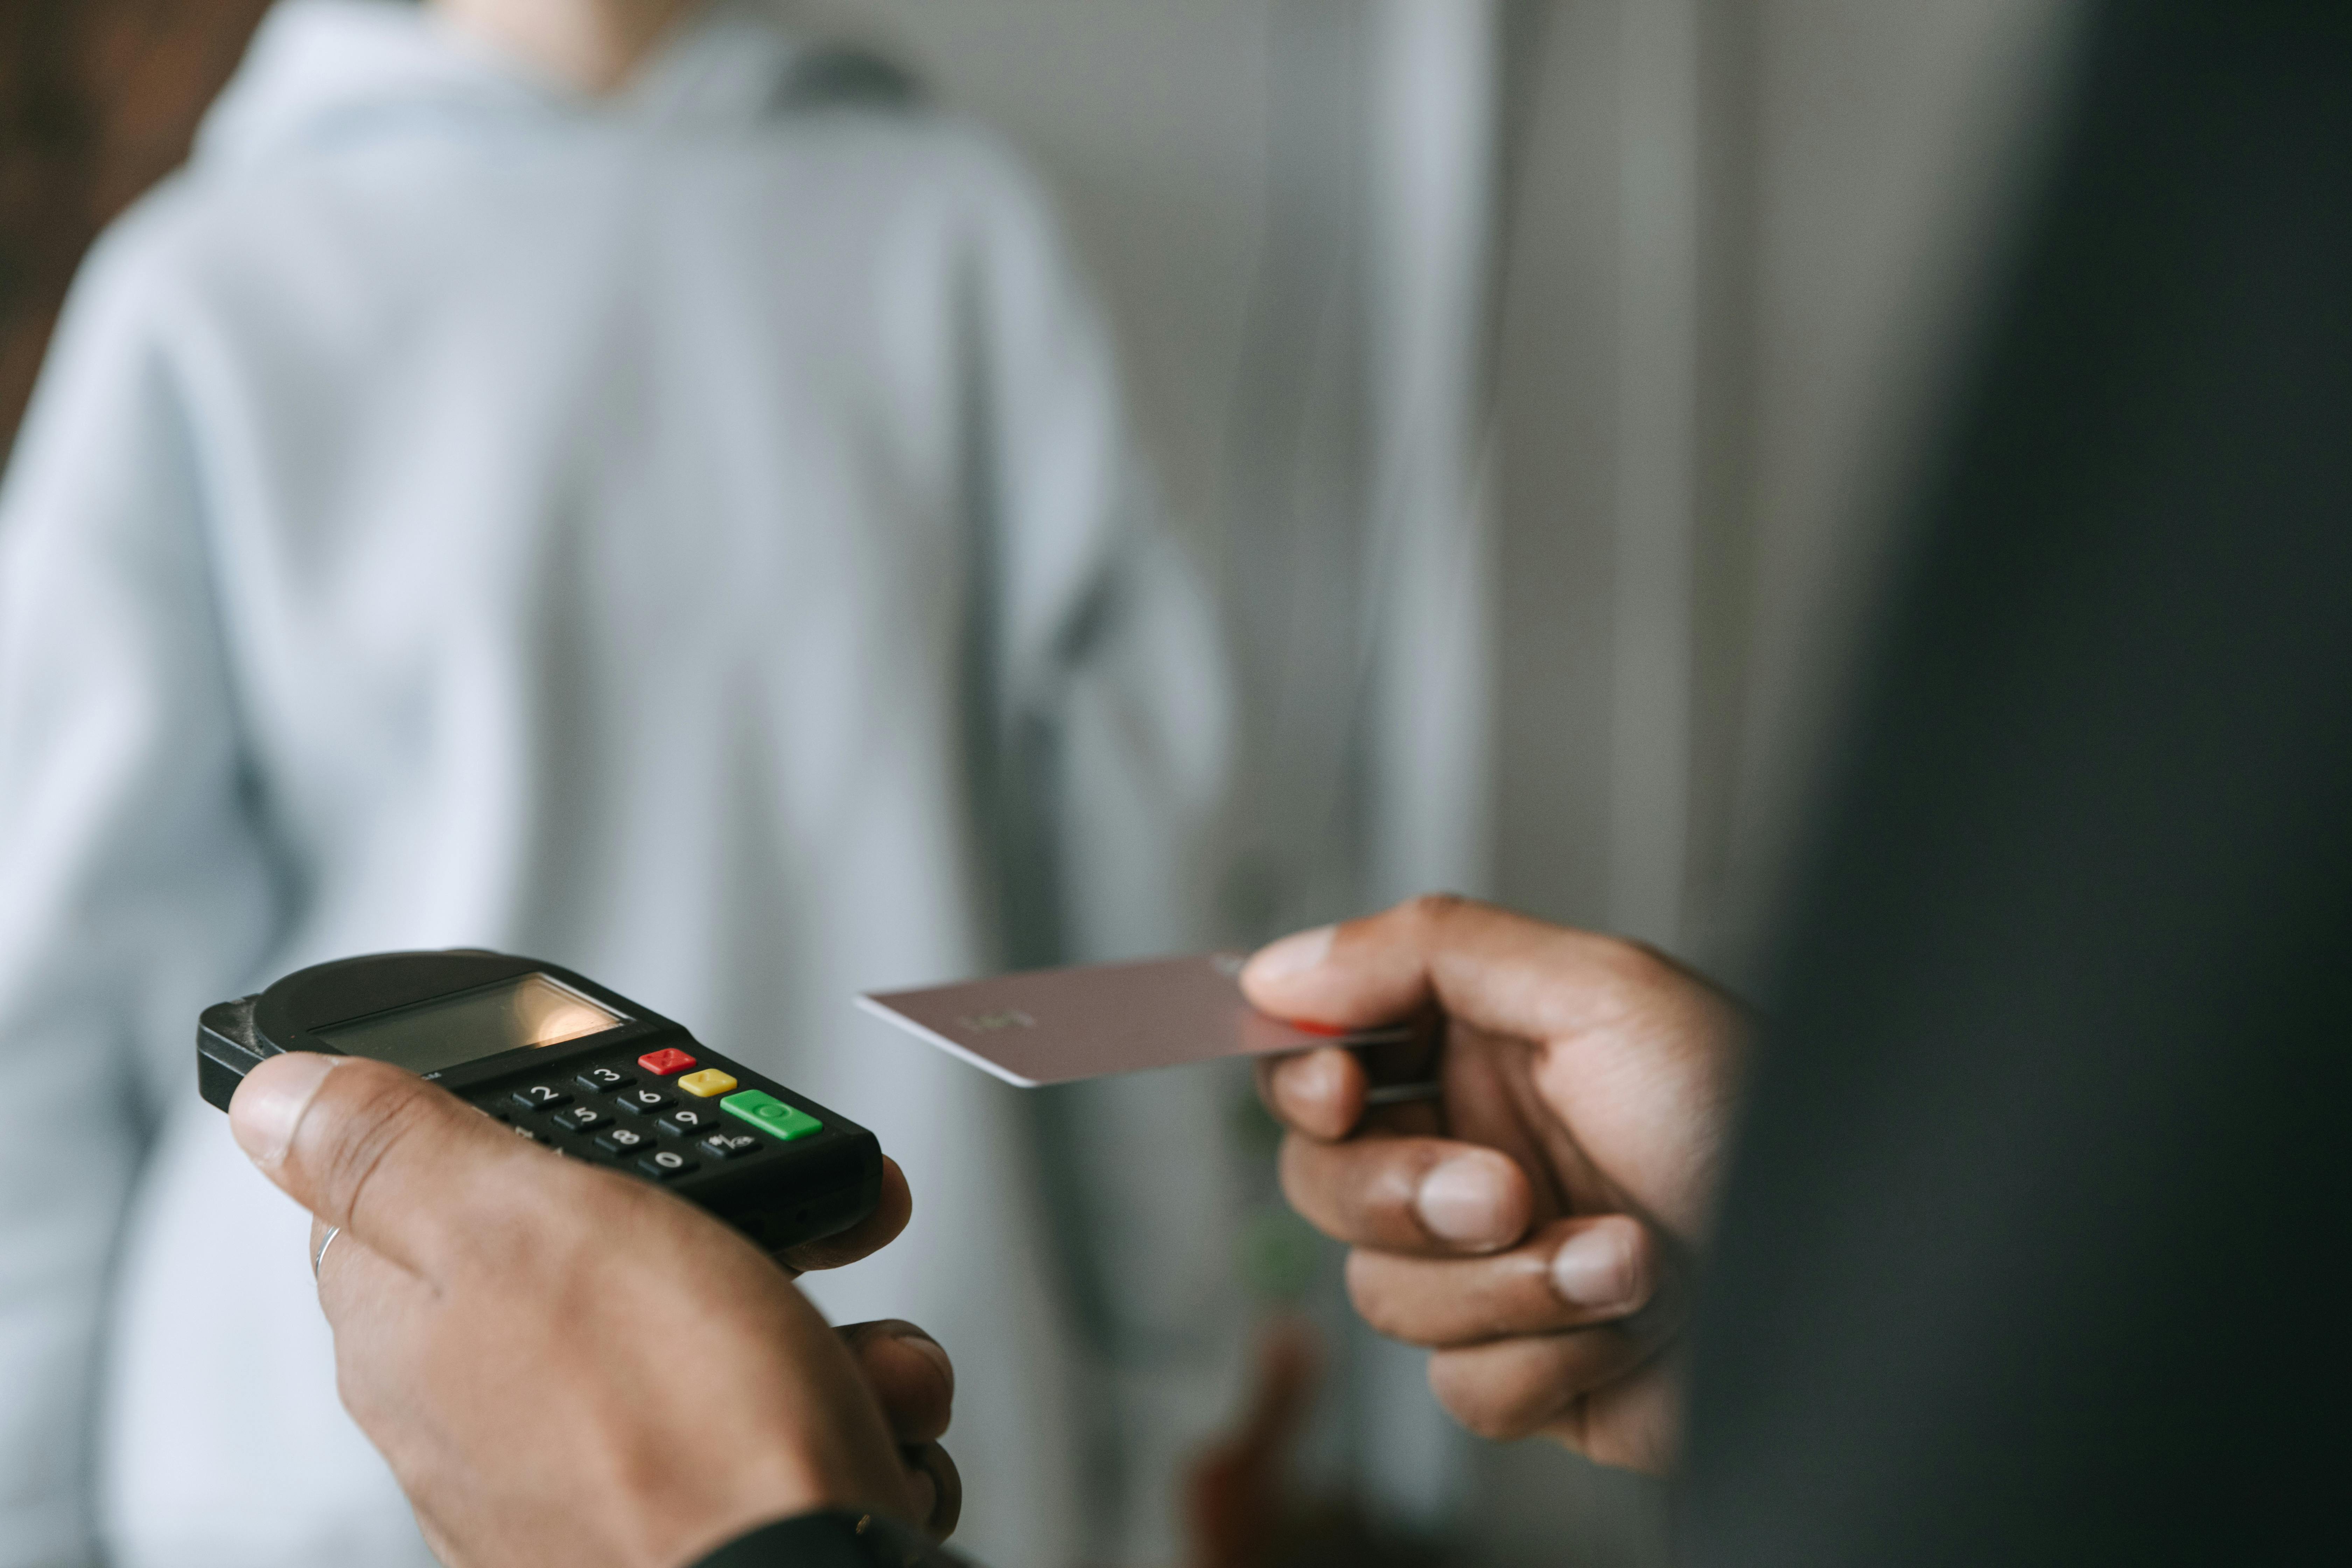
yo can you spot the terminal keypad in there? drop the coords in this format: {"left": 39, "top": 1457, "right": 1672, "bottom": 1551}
{"left": 484, "top": 1045, "right": 824, "bottom": 1182}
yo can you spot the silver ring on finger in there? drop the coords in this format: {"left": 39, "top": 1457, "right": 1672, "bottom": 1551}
{"left": 313, "top": 1225, "right": 341, "bottom": 1280}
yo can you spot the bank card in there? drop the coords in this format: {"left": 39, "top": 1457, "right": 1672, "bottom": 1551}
{"left": 857, "top": 953, "right": 1412, "bottom": 1088}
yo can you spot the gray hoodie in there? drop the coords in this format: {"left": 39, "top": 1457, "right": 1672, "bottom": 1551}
{"left": 0, "top": 4, "right": 1229, "bottom": 1565}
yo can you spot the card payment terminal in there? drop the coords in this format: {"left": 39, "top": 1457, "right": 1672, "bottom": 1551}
{"left": 198, "top": 951, "right": 882, "bottom": 1253}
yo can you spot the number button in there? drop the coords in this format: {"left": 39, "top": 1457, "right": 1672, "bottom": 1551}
{"left": 614, "top": 1087, "right": 673, "bottom": 1116}
{"left": 510, "top": 1125, "right": 547, "bottom": 1145}
{"left": 551, "top": 1104, "right": 608, "bottom": 1134}
{"left": 511, "top": 1085, "right": 574, "bottom": 1113}
{"left": 594, "top": 1126, "right": 655, "bottom": 1157}
{"left": 637, "top": 1149, "right": 698, "bottom": 1180}
{"left": 658, "top": 1106, "right": 722, "bottom": 1140}
{"left": 695, "top": 1132, "right": 764, "bottom": 1162}
{"left": 575, "top": 1066, "right": 635, "bottom": 1094}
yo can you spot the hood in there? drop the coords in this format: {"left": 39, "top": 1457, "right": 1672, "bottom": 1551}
{"left": 195, "top": 0, "right": 914, "bottom": 170}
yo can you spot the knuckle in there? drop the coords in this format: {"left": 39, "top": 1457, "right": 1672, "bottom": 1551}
{"left": 1428, "top": 1353, "right": 1540, "bottom": 1441}
{"left": 333, "top": 1343, "right": 394, "bottom": 1434}
{"left": 522, "top": 1200, "right": 602, "bottom": 1273}
{"left": 1400, "top": 892, "right": 1472, "bottom": 935}
{"left": 1593, "top": 934, "right": 1684, "bottom": 1010}
{"left": 1274, "top": 1136, "right": 1335, "bottom": 1230}
{"left": 1251, "top": 1057, "right": 1282, "bottom": 1107}
{"left": 1539, "top": 1406, "right": 1602, "bottom": 1462}
{"left": 460, "top": 1202, "right": 555, "bottom": 1288}
{"left": 308, "top": 1068, "right": 443, "bottom": 1230}
{"left": 1343, "top": 1252, "right": 1412, "bottom": 1339}
{"left": 920, "top": 1443, "right": 963, "bottom": 1539}
{"left": 1621, "top": 1229, "right": 1661, "bottom": 1315}
{"left": 836, "top": 1318, "right": 893, "bottom": 1349}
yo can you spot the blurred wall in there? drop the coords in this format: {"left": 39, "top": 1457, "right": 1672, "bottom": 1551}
{"left": 1481, "top": 0, "right": 2077, "bottom": 1557}
{"left": 1491, "top": 0, "right": 2080, "bottom": 985}
{"left": 816, "top": 0, "right": 2078, "bottom": 976}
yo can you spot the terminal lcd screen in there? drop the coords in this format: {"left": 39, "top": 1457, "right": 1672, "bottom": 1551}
{"left": 315, "top": 973, "right": 622, "bottom": 1074}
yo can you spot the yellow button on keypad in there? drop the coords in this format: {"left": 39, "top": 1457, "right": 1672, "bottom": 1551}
{"left": 677, "top": 1069, "right": 738, "bottom": 1099}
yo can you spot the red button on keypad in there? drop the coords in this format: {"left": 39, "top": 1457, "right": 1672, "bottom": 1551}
{"left": 637, "top": 1048, "right": 697, "bottom": 1077}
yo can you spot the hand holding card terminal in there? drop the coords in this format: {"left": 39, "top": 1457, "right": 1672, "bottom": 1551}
{"left": 198, "top": 951, "right": 881, "bottom": 1253}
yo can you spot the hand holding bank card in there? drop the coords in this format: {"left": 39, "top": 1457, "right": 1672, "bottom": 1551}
{"left": 858, "top": 952, "right": 1431, "bottom": 1094}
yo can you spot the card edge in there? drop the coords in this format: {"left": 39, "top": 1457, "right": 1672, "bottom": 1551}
{"left": 853, "top": 992, "right": 1044, "bottom": 1089}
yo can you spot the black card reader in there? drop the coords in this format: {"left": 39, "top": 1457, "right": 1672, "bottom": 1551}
{"left": 199, "top": 950, "right": 881, "bottom": 1253}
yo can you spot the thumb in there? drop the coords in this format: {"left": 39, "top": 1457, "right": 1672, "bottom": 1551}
{"left": 1240, "top": 894, "right": 1668, "bottom": 1044}
{"left": 229, "top": 1051, "right": 544, "bottom": 1281}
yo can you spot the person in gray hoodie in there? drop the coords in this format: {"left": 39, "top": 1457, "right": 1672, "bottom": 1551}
{"left": 0, "top": 3, "right": 1230, "bottom": 1565}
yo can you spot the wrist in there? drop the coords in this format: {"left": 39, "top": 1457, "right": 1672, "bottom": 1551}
{"left": 690, "top": 1509, "right": 966, "bottom": 1568}
{"left": 662, "top": 1445, "right": 916, "bottom": 1568}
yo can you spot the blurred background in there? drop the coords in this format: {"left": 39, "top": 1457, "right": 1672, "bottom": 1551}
{"left": 0, "top": 1, "right": 2078, "bottom": 1563}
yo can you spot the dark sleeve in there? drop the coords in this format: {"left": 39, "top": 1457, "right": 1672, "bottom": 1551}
{"left": 691, "top": 1511, "right": 975, "bottom": 1568}
{"left": 1683, "top": 3, "right": 2352, "bottom": 1564}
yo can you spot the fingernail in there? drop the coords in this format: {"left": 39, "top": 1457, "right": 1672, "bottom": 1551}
{"left": 1416, "top": 1156, "right": 1516, "bottom": 1247}
{"left": 1551, "top": 1227, "right": 1637, "bottom": 1311}
{"left": 894, "top": 1331, "right": 955, "bottom": 1395}
{"left": 1246, "top": 924, "right": 1335, "bottom": 984}
{"left": 230, "top": 1053, "right": 342, "bottom": 1169}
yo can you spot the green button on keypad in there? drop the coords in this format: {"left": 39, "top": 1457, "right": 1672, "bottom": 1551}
{"left": 721, "top": 1090, "right": 822, "bottom": 1142}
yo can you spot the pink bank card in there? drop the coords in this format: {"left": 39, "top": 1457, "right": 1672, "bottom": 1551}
{"left": 856, "top": 952, "right": 1409, "bottom": 1088}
